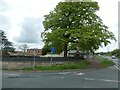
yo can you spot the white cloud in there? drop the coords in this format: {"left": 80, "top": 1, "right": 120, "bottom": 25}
{"left": 14, "top": 17, "right": 43, "bottom": 43}
{"left": 95, "top": 0, "right": 119, "bottom": 52}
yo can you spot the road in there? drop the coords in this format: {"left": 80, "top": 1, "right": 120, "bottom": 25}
{"left": 2, "top": 65, "right": 119, "bottom": 88}
{"left": 102, "top": 55, "right": 120, "bottom": 70}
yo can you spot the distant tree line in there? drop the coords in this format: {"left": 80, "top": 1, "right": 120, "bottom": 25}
{"left": 107, "top": 49, "right": 120, "bottom": 58}
{"left": 96, "top": 49, "right": 120, "bottom": 58}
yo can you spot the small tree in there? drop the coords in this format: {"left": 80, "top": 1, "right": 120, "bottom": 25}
{"left": 19, "top": 44, "right": 28, "bottom": 55}
{"left": 0, "top": 30, "right": 15, "bottom": 56}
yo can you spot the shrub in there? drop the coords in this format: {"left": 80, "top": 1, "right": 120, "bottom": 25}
{"left": 96, "top": 56, "right": 115, "bottom": 67}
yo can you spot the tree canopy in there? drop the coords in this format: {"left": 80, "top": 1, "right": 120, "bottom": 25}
{"left": 42, "top": 44, "right": 51, "bottom": 55}
{"left": 0, "top": 30, "right": 15, "bottom": 56}
{"left": 41, "top": 1, "right": 116, "bottom": 57}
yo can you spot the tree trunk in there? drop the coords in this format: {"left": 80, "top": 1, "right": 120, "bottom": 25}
{"left": 92, "top": 51, "right": 94, "bottom": 59}
{"left": 64, "top": 43, "right": 67, "bottom": 57}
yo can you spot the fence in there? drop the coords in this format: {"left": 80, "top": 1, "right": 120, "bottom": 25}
{"left": 2, "top": 56, "right": 83, "bottom": 61}
{"left": 1, "top": 56, "right": 84, "bottom": 70}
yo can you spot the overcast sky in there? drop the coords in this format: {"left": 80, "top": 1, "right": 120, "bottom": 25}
{"left": 0, "top": 0, "right": 119, "bottom": 52}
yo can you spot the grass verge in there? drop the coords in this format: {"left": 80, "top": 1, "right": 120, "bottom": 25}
{"left": 95, "top": 56, "right": 115, "bottom": 67}
{"left": 22, "top": 60, "right": 90, "bottom": 71}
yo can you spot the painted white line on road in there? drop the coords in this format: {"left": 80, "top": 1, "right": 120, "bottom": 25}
{"left": 60, "top": 77, "right": 64, "bottom": 78}
{"left": 85, "top": 78, "right": 94, "bottom": 80}
{"left": 114, "top": 65, "right": 120, "bottom": 71}
{"left": 77, "top": 73, "right": 85, "bottom": 76}
{"left": 9, "top": 74, "right": 20, "bottom": 76}
{"left": 85, "top": 78, "right": 120, "bottom": 83}
{"left": 56, "top": 72, "right": 71, "bottom": 75}
{"left": 3, "top": 73, "right": 20, "bottom": 76}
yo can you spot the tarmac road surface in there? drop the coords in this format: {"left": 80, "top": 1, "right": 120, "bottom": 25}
{"left": 2, "top": 65, "right": 119, "bottom": 88}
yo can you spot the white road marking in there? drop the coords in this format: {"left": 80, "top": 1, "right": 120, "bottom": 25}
{"left": 114, "top": 65, "right": 120, "bottom": 71}
{"left": 3, "top": 73, "right": 20, "bottom": 76}
{"left": 8, "top": 74, "right": 20, "bottom": 76}
{"left": 60, "top": 77, "right": 64, "bottom": 78}
{"left": 77, "top": 73, "right": 85, "bottom": 76}
{"left": 56, "top": 72, "right": 71, "bottom": 75}
{"left": 85, "top": 78, "right": 120, "bottom": 83}
{"left": 85, "top": 78, "right": 94, "bottom": 80}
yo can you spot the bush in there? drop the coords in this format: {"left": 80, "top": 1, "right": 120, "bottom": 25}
{"left": 112, "top": 49, "right": 120, "bottom": 57}
{"left": 96, "top": 56, "right": 115, "bottom": 67}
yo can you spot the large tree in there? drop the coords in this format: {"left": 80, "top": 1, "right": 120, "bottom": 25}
{"left": 0, "top": 30, "right": 15, "bottom": 56}
{"left": 41, "top": 1, "right": 116, "bottom": 57}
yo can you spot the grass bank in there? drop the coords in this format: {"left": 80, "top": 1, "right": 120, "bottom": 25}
{"left": 95, "top": 56, "right": 115, "bottom": 67}
{"left": 22, "top": 60, "right": 90, "bottom": 71}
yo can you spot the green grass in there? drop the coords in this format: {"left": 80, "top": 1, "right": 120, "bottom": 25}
{"left": 22, "top": 60, "right": 90, "bottom": 71}
{"left": 95, "top": 56, "right": 115, "bottom": 67}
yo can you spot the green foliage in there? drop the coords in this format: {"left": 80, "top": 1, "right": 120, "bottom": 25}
{"left": 110, "top": 49, "right": 120, "bottom": 58}
{"left": 0, "top": 30, "right": 15, "bottom": 56}
{"left": 96, "top": 56, "right": 115, "bottom": 67}
{"left": 42, "top": 44, "right": 51, "bottom": 55}
{"left": 68, "top": 43, "right": 78, "bottom": 50}
{"left": 103, "top": 49, "right": 120, "bottom": 58}
{"left": 23, "top": 61, "right": 90, "bottom": 71}
{"left": 100, "top": 60, "right": 115, "bottom": 67}
{"left": 41, "top": 50, "right": 47, "bottom": 55}
{"left": 41, "top": 2, "right": 116, "bottom": 56}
